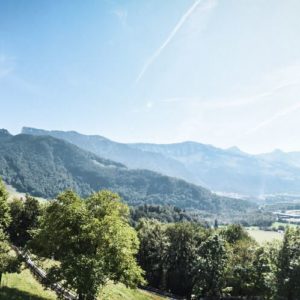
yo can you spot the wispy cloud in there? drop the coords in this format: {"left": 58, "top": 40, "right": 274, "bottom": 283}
{"left": 0, "top": 54, "right": 15, "bottom": 79}
{"left": 0, "top": 53, "right": 43, "bottom": 96}
{"left": 159, "top": 62, "right": 300, "bottom": 113}
{"left": 135, "top": 0, "right": 217, "bottom": 84}
{"left": 244, "top": 102, "right": 300, "bottom": 136}
{"left": 112, "top": 8, "right": 128, "bottom": 27}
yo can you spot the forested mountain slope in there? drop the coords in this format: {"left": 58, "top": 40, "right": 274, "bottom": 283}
{"left": 23, "top": 127, "right": 300, "bottom": 197}
{"left": 22, "top": 127, "right": 196, "bottom": 184}
{"left": 0, "top": 130, "right": 254, "bottom": 214}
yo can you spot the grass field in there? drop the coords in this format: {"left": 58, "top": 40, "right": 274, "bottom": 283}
{"left": 247, "top": 229, "right": 283, "bottom": 244}
{"left": 0, "top": 266, "right": 166, "bottom": 300}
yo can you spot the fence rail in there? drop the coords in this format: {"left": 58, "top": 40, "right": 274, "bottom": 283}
{"left": 12, "top": 246, "right": 77, "bottom": 300}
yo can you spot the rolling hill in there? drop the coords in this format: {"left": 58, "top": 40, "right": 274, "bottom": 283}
{"left": 0, "top": 129, "right": 254, "bottom": 214}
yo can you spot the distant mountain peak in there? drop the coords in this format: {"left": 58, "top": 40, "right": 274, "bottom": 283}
{"left": 227, "top": 146, "right": 244, "bottom": 154}
{"left": 22, "top": 127, "right": 109, "bottom": 141}
{"left": 271, "top": 148, "right": 284, "bottom": 154}
{"left": 0, "top": 129, "right": 11, "bottom": 137}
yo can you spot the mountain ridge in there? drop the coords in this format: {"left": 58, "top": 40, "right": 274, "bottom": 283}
{"left": 22, "top": 127, "right": 300, "bottom": 197}
{"left": 0, "top": 130, "right": 254, "bottom": 215}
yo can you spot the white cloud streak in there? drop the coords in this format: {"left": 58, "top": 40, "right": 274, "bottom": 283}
{"left": 160, "top": 78, "right": 300, "bottom": 110}
{"left": 112, "top": 8, "right": 128, "bottom": 27}
{"left": 135, "top": 0, "right": 217, "bottom": 84}
{"left": 0, "top": 54, "right": 15, "bottom": 79}
{"left": 244, "top": 102, "right": 300, "bottom": 136}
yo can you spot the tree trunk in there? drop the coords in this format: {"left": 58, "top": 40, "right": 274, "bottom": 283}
{"left": 0, "top": 272, "right": 2, "bottom": 286}
{"left": 78, "top": 293, "right": 84, "bottom": 300}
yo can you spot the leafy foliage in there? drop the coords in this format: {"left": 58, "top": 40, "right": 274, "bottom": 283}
{"left": 276, "top": 227, "right": 300, "bottom": 299}
{"left": 192, "top": 234, "right": 228, "bottom": 298}
{"left": 30, "top": 190, "right": 144, "bottom": 299}
{"left": 8, "top": 195, "right": 41, "bottom": 247}
{"left": 136, "top": 220, "right": 300, "bottom": 300}
{"left": 130, "top": 205, "right": 207, "bottom": 226}
{"left": 0, "top": 180, "right": 21, "bottom": 284}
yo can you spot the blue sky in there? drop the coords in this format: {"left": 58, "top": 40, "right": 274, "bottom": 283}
{"left": 1, "top": 0, "right": 300, "bottom": 153}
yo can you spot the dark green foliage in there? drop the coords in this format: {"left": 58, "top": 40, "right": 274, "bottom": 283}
{"left": 251, "top": 246, "right": 275, "bottom": 299}
{"left": 165, "top": 223, "right": 208, "bottom": 298}
{"left": 137, "top": 220, "right": 169, "bottom": 290}
{"left": 137, "top": 221, "right": 212, "bottom": 298}
{"left": 0, "top": 132, "right": 256, "bottom": 215}
{"left": 220, "top": 224, "right": 252, "bottom": 244}
{"left": 8, "top": 195, "right": 41, "bottom": 247}
{"left": 276, "top": 228, "right": 300, "bottom": 299}
{"left": 137, "top": 220, "right": 300, "bottom": 300}
{"left": 192, "top": 234, "right": 228, "bottom": 298}
{"left": 130, "top": 204, "right": 207, "bottom": 226}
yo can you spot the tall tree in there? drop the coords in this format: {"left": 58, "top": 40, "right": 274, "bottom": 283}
{"left": 165, "top": 222, "right": 208, "bottom": 298}
{"left": 8, "top": 195, "right": 41, "bottom": 246}
{"left": 276, "top": 228, "right": 300, "bottom": 300}
{"left": 31, "top": 190, "right": 144, "bottom": 300}
{"left": 193, "top": 234, "right": 228, "bottom": 299}
{"left": 251, "top": 245, "right": 276, "bottom": 299}
{"left": 0, "top": 180, "right": 20, "bottom": 284}
{"left": 137, "top": 219, "right": 169, "bottom": 290}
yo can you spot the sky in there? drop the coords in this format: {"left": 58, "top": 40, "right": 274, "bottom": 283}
{"left": 1, "top": 0, "right": 300, "bottom": 154}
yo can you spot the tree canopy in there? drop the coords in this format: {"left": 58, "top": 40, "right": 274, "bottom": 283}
{"left": 31, "top": 190, "right": 144, "bottom": 300}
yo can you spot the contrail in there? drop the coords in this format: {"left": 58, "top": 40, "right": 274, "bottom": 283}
{"left": 135, "top": 0, "right": 216, "bottom": 84}
{"left": 245, "top": 102, "right": 300, "bottom": 136}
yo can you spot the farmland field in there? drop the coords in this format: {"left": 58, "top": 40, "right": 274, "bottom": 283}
{"left": 247, "top": 229, "right": 283, "bottom": 244}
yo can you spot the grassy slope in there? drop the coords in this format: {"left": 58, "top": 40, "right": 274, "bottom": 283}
{"left": 0, "top": 268, "right": 56, "bottom": 300}
{"left": 0, "top": 268, "right": 166, "bottom": 300}
{"left": 101, "top": 283, "right": 166, "bottom": 300}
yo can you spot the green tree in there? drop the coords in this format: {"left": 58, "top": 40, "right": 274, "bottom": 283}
{"left": 276, "top": 227, "right": 300, "bottom": 300}
{"left": 193, "top": 234, "right": 228, "bottom": 299}
{"left": 8, "top": 195, "right": 41, "bottom": 247}
{"left": 137, "top": 219, "right": 169, "bottom": 290}
{"left": 226, "top": 238, "right": 257, "bottom": 296}
{"left": 165, "top": 222, "right": 208, "bottom": 298}
{"left": 220, "top": 224, "right": 251, "bottom": 244}
{"left": 31, "top": 190, "right": 144, "bottom": 300}
{"left": 251, "top": 245, "right": 276, "bottom": 299}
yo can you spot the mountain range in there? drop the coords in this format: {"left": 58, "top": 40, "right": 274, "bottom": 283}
{"left": 23, "top": 127, "right": 300, "bottom": 198}
{"left": 0, "top": 129, "right": 253, "bottom": 215}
